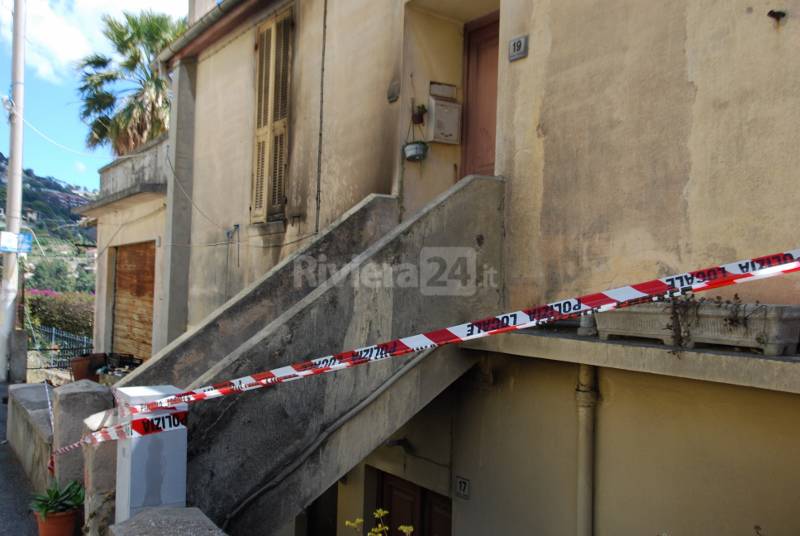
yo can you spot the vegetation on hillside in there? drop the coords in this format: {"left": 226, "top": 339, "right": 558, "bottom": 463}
{"left": 29, "top": 258, "right": 95, "bottom": 293}
{"left": 0, "top": 151, "right": 95, "bottom": 244}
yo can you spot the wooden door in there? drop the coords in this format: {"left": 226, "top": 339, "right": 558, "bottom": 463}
{"left": 378, "top": 472, "right": 451, "bottom": 536}
{"left": 112, "top": 241, "right": 156, "bottom": 359}
{"left": 462, "top": 13, "right": 499, "bottom": 177}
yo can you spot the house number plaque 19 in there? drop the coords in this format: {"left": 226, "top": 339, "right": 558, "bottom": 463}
{"left": 509, "top": 35, "right": 529, "bottom": 62}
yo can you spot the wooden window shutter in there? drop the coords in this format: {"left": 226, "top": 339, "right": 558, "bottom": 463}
{"left": 251, "top": 10, "right": 292, "bottom": 224}
{"left": 268, "top": 15, "right": 292, "bottom": 218}
{"left": 251, "top": 24, "right": 272, "bottom": 223}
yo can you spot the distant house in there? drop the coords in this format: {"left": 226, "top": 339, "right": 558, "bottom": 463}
{"left": 23, "top": 209, "right": 37, "bottom": 223}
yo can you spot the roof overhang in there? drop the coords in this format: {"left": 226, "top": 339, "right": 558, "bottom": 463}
{"left": 74, "top": 183, "right": 167, "bottom": 217}
{"left": 158, "top": 0, "right": 263, "bottom": 69}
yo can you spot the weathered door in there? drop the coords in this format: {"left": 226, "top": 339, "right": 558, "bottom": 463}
{"left": 462, "top": 13, "right": 499, "bottom": 177}
{"left": 378, "top": 472, "right": 452, "bottom": 535}
{"left": 112, "top": 241, "right": 156, "bottom": 359}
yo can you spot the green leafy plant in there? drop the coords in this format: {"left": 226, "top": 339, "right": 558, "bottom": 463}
{"left": 28, "top": 292, "right": 94, "bottom": 337}
{"left": 346, "top": 508, "right": 414, "bottom": 535}
{"left": 30, "top": 481, "right": 84, "bottom": 518}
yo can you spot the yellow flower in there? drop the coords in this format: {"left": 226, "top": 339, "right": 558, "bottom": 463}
{"left": 373, "top": 508, "right": 390, "bottom": 519}
{"left": 345, "top": 518, "right": 364, "bottom": 528}
{"left": 398, "top": 525, "right": 414, "bottom": 535}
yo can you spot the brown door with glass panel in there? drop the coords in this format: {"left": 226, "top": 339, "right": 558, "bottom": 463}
{"left": 462, "top": 13, "right": 499, "bottom": 178}
{"left": 378, "top": 471, "right": 452, "bottom": 536}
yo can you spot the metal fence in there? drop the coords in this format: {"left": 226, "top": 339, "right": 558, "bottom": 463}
{"left": 28, "top": 325, "right": 93, "bottom": 369}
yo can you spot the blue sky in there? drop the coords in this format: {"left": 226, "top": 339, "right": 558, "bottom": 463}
{"left": 0, "top": 0, "right": 186, "bottom": 191}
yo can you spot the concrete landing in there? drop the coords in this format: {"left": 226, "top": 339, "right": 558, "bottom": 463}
{"left": 0, "top": 382, "right": 37, "bottom": 536}
{"left": 110, "top": 507, "right": 226, "bottom": 536}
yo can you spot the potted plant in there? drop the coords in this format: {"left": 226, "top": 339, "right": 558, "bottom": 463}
{"left": 403, "top": 141, "right": 429, "bottom": 161}
{"left": 403, "top": 104, "right": 429, "bottom": 162}
{"left": 31, "top": 480, "right": 84, "bottom": 536}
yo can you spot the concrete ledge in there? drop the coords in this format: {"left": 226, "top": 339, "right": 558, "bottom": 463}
{"left": 110, "top": 507, "right": 226, "bottom": 536}
{"left": 8, "top": 328, "right": 27, "bottom": 383}
{"left": 461, "top": 331, "right": 800, "bottom": 394}
{"left": 83, "top": 409, "right": 119, "bottom": 536}
{"left": 53, "top": 380, "right": 114, "bottom": 486}
{"left": 6, "top": 383, "right": 53, "bottom": 492}
{"left": 76, "top": 183, "right": 166, "bottom": 215}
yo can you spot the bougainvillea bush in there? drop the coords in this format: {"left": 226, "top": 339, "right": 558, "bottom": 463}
{"left": 28, "top": 290, "right": 94, "bottom": 337}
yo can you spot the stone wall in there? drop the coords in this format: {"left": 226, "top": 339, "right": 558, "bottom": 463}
{"left": 6, "top": 384, "right": 53, "bottom": 492}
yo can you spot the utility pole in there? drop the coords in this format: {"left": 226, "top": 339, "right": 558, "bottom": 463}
{"left": 0, "top": 0, "right": 25, "bottom": 382}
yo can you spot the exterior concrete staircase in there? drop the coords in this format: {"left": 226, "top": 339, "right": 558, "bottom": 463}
{"left": 119, "top": 193, "right": 400, "bottom": 389}
{"left": 121, "top": 176, "right": 505, "bottom": 535}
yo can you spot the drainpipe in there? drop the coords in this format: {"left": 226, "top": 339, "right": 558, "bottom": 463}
{"left": 576, "top": 364, "right": 597, "bottom": 536}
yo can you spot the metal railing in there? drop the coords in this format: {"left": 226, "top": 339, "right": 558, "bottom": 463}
{"left": 28, "top": 325, "right": 93, "bottom": 369}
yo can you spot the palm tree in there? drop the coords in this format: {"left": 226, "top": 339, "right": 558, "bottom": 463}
{"left": 77, "top": 11, "right": 186, "bottom": 156}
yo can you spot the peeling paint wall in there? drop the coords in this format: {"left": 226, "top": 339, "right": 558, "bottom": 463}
{"left": 186, "top": 0, "right": 404, "bottom": 326}
{"left": 498, "top": 0, "right": 800, "bottom": 308}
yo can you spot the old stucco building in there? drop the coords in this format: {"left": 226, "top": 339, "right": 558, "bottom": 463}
{"left": 87, "top": 0, "right": 800, "bottom": 534}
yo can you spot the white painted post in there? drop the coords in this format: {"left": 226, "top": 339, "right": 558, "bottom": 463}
{"left": 114, "top": 386, "right": 188, "bottom": 524}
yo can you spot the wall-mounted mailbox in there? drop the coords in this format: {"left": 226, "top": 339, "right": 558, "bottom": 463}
{"left": 426, "top": 96, "right": 462, "bottom": 145}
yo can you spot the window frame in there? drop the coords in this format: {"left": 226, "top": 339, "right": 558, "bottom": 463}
{"left": 251, "top": 7, "right": 293, "bottom": 224}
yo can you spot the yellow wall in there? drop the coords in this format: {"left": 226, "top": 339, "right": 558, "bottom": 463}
{"left": 596, "top": 368, "right": 800, "bottom": 536}
{"left": 451, "top": 357, "right": 579, "bottom": 535}
{"left": 497, "top": 0, "right": 800, "bottom": 308}
{"left": 398, "top": 5, "right": 464, "bottom": 216}
{"left": 336, "top": 355, "right": 800, "bottom": 535}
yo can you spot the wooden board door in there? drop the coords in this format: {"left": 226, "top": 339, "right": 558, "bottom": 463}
{"left": 112, "top": 241, "right": 156, "bottom": 359}
{"left": 462, "top": 13, "right": 499, "bottom": 177}
{"left": 378, "top": 472, "right": 452, "bottom": 536}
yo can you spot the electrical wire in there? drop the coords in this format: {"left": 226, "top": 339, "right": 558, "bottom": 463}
{"left": 22, "top": 116, "right": 159, "bottom": 162}
{"left": 166, "top": 152, "right": 227, "bottom": 230}
{"left": 164, "top": 152, "right": 319, "bottom": 249}
{"left": 92, "top": 204, "right": 166, "bottom": 259}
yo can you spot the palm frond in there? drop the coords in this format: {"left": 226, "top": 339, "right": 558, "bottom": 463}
{"left": 77, "top": 10, "right": 186, "bottom": 155}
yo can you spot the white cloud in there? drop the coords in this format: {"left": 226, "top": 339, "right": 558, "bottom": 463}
{"left": 74, "top": 161, "right": 86, "bottom": 173}
{"left": 0, "top": 0, "right": 187, "bottom": 84}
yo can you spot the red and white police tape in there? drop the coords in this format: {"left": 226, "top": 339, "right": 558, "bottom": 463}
{"left": 54, "top": 410, "right": 189, "bottom": 455}
{"left": 55, "top": 248, "right": 800, "bottom": 455}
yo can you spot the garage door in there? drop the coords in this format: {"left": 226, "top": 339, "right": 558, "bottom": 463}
{"left": 112, "top": 241, "right": 155, "bottom": 359}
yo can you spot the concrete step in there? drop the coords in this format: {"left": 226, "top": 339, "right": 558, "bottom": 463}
{"left": 183, "top": 176, "right": 505, "bottom": 534}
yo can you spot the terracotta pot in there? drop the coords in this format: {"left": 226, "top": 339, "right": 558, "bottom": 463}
{"left": 35, "top": 510, "right": 78, "bottom": 536}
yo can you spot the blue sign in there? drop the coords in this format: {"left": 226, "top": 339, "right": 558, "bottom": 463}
{"left": 0, "top": 231, "right": 33, "bottom": 253}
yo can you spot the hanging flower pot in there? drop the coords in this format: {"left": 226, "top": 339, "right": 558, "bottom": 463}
{"left": 403, "top": 141, "right": 428, "bottom": 162}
